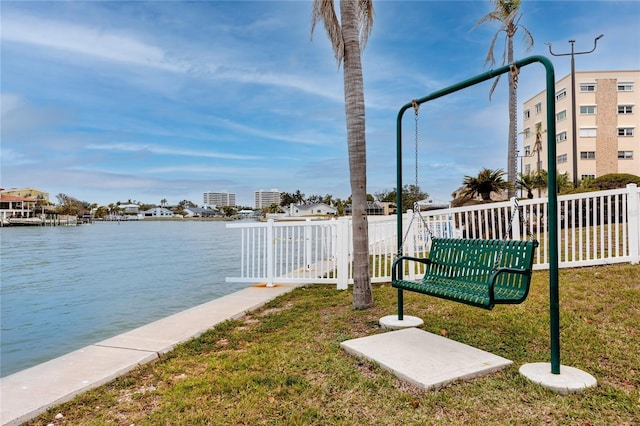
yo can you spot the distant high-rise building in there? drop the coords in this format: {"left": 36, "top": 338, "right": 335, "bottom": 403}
{"left": 255, "top": 189, "right": 280, "bottom": 209}
{"left": 203, "top": 191, "right": 236, "bottom": 207}
{"left": 521, "top": 70, "right": 639, "bottom": 189}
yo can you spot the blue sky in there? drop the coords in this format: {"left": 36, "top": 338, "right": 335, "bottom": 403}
{"left": 2, "top": 1, "right": 639, "bottom": 207}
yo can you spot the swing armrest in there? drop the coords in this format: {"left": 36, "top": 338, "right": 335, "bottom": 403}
{"left": 490, "top": 266, "right": 531, "bottom": 278}
{"left": 391, "top": 256, "right": 435, "bottom": 281}
{"left": 487, "top": 266, "right": 532, "bottom": 301}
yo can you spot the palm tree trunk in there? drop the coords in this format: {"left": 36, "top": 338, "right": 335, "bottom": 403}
{"left": 507, "top": 30, "right": 517, "bottom": 199}
{"left": 340, "top": 0, "right": 373, "bottom": 309}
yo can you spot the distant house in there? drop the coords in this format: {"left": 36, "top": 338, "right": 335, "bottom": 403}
{"left": 344, "top": 202, "right": 385, "bottom": 216}
{"left": 238, "top": 209, "right": 257, "bottom": 218}
{"left": 119, "top": 204, "right": 140, "bottom": 214}
{"left": 183, "top": 207, "right": 219, "bottom": 217}
{"left": 288, "top": 203, "right": 337, "bottom": 217}
{"left": 0, "top": 194, "right": 37, "bottom": 223}
{"left": 1, "top": 188, "right": 50, "bottom": 204}
{"left": 141, "top": 207, "right": 174, "bottom": 218}
{"left": 376, "top": 201, "right": 397, "bottom": 216}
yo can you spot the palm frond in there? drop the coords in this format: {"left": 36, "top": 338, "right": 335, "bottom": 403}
{"left": 474, "top": 11, "right": 500, "bottom": 28}
{"left": 488, "top": 74, "right": 501, "bottom": 100}
{"left": 484, "top": 29, "right": 503, "bottom": 66}
{"left": 311, "top": 0, "right": 344, "bottom": 65}
{"left": 520, "top": 25, "right": 535, "bottom": 51}
{"left": 358, "top": 0, "right": 374, "bottom": 48}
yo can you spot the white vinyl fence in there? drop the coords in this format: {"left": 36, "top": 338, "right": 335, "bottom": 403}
{"left": 226, "top": 184, "right": 640, "bottom": 289}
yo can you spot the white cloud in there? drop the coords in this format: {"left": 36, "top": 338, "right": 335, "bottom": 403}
{"left": 1, "top": 13, "right": 188, "bottom": 72}
{"left": 85, "top": 143, "right": 261, "bottom": 161}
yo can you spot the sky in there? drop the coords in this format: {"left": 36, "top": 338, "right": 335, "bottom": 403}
{"left": 1, "top": 1, "right": 639, "bottom": 207}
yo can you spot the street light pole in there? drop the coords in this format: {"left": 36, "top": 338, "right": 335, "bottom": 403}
{"left": 547, "top": 34, "right": 604, "bottom": 187}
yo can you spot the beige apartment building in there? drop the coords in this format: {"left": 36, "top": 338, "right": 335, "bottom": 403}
{"left": 254, "top": 189, "right": 281, "bottom": 209}
{"left": 521, "top": 70, "right": 639, "bottom": 185}
{"left": 203, "top": 191, "right": 236, "bottom": 207}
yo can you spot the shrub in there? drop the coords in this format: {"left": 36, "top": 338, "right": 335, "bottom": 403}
{"left": 588, "top": 173, "right": 640, "bottom": 190}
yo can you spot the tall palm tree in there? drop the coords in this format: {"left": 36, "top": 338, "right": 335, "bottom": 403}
{"left": 476, "top": 0, "right": 534, "bottom": 199}
{"left": 312, "top": 0, "right": 374, "bottom": 309}
{"left": 462, "top": 168, "right": 510, "bottom": 201}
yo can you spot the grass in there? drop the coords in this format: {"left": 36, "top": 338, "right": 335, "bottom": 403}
{"left": 28, "top": 263, "right": 639, "bottom": 425}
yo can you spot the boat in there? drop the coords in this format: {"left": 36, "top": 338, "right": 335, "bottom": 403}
{"left": 8, "top": 217, "right": 44, "bottom": 226}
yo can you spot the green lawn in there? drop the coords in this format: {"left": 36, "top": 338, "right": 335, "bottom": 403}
{"left": 28, "top": 263, "right": 639, "bottom": 425}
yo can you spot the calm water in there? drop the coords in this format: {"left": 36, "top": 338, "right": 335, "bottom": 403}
{"left": 0, "top": 221, "right": 248, "bottom": 377}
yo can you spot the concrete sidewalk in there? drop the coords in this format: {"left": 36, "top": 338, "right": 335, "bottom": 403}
{"left": 0, "top": 283, "right": 303, "bottom": 426}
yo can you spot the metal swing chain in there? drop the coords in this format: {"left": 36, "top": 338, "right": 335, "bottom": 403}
{"left": 413, "top": 100, "right": 420, "bottom": 193}
{"left": 493, "top": 194, "right": 537, "bottom": 269}
{"left": 400, "top": 101, "right": 435, "bottom": 252}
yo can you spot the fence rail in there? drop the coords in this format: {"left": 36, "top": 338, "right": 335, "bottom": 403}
{"left": 226, "top": 184, "right": 640, "bottom": 289}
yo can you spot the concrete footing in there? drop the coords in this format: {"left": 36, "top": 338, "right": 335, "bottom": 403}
{"left": 519, "top": 362, "right": 597, "bottom": 394}
{"left": 379, "top": 315, "right": 424, "bottom": 329}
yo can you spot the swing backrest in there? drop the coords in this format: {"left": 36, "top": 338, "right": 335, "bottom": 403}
{"left": 426, "top": 237, "right": 538, "bottom": 304}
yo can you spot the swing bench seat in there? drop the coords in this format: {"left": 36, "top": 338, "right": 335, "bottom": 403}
{"left": 391, "top": 238, "right": 538, "bottom": 310}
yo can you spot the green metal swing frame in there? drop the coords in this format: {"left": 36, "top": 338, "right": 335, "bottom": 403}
{"left": 394, "top": 55, "right": 561, "bottom": 374}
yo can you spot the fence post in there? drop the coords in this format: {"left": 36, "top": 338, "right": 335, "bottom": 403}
{"left": 305, "top": 218, "right": 312, "bottom": 270}
{"left": 511, "top": 197, "right": 521, "bottom": 240}
{"left": 336, "top": 217, "right": 350, "bottom": 289}
{"left": 627, "top": 183, "right": 639, "bottom": 264}
{"left": 266, "top": 219, "right": 274, "bottom": 287}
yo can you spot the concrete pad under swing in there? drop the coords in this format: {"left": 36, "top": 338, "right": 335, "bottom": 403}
{"left": 379, "top": 314, "right": 424, "bottom": 329}
{"left": 341, "top": 327, "right": 513, "bottom": 391}
{"left": 519, "top": 362, "right": 597, "bottom": 395}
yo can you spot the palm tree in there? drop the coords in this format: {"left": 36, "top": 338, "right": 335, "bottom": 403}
{"left": 312, "top": 0, "right": 374, "bottom": 309}
{"left": 476, "top": 0, "right": 534, "bottom": 199}
{"left": 462, "top": 168, "right": 510, "bottom": 201}
{"left": 517, "top": 172, "right": 536, "bottom": 199}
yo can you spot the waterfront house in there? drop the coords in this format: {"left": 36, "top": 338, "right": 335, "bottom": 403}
{"left": 119, "top": 204, "right": 140, "bottom": 214}
{"left": 141, "top": 207, "right": 174, "bottom": 218}
{"left": 344, "top": 202, "right": 386, "bottom": 216}
{"left": 288, "top": 203, "right": 337, "bottom": 217}
{"left": 0, "top": 194, "right": 37, "bottom": 224}
{"left": 183, "top": 207, "right": 220, "bottom": 217}
{"left": 0, "top": 188, "right": 50, "bottom": 204}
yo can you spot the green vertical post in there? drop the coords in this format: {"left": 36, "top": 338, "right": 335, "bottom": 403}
{"left": 396, "top": 103, "right": 412, "bottom": 321}
{"left": 541, "top": 58, "right": 561, "bottom": 374}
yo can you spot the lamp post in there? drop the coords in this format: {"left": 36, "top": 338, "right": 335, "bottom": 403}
{"left": 546, "top": 34, "right": 604, "bottom": 187}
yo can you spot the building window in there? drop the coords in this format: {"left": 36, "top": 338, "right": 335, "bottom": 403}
{"left": 556, "top": 131, "right": 567, "bottom": 143}
{"left": 556, "top": 110, "right": 567, "bottom": 122}
{"left": 579, "top": 105, "right": 597, "bottom": 115}
{"left": 524, "top": 145, "right": 531, "bottom": 155}
{"left": 618, "top": 151, "right": 633, "bottom": 159}
{"left": 557, "top": 154, "right": 567, "bottom": 163}
{"left": 580, "top": 83, "right": 596, "bottom": 92}
{"left": 581, "top": 174, "right": 596, "bottom": 180}
{"left": 524, "top": 109, "right": 530, "bottom": 120}
{"left": 535, "top": 102, "right": 542, "bottom": 114}
{"left": 618, "top": 127, "right": 635, "bottom": 137}
{"left": 618, "top": 105, "right": 634, "bottom": 114}
{"left": 523, "top": 127, "right": 531, "bottom": 139}
{"left": 555, "top": 89, "right": 567, "bottom": 101}
{"left": 579, "top": 127, "right": 597, "bottom": 137}
{"left": 524, "top": 164, "right": 531, "bottom": 174}
{"left": 580, "top": 151, "right": 596, "bottom": 159}
{"left": 617, "top": 82, "right": 634, "bottom": 92}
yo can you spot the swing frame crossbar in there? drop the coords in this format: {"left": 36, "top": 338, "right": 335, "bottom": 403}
{"left": 395, "top": 55, "right": 561, "bottom": 374}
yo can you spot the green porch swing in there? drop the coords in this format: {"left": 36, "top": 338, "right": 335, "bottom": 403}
{"left": 391, "top": 55, "right": 564, "bottom": 375}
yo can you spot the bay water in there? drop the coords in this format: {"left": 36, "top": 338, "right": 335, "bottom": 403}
{"left": 0, "top": 220, "right": 249, "bottom": 377}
